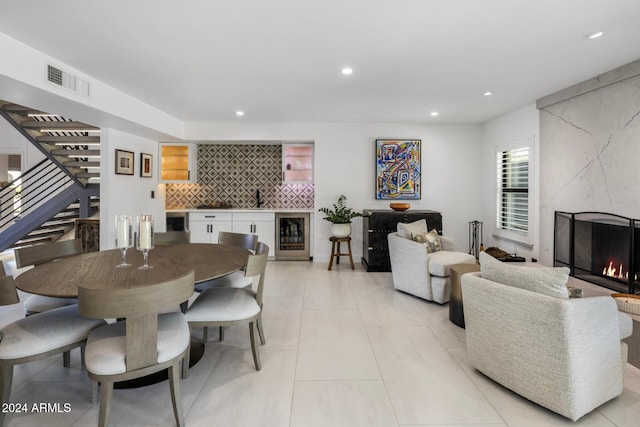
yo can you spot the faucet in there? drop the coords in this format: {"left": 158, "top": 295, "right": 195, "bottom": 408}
{"left": 256, "top": 189, "right": 264, "bottom": 208}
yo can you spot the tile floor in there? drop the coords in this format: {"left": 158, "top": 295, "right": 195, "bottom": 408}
{"left": 2, "top": 260, "right": 640, "bottom": 426}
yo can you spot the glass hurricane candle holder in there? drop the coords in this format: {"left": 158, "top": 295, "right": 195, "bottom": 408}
{"left": 136, "top": 214, "right": 155, "bottom": 270}
{"left": 115, "top": 214, "right": 133, "bottom": 268}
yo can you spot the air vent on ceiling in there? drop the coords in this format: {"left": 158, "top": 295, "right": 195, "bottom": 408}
{"left": 46, "top": 64, "right": 90, "bottom": 97}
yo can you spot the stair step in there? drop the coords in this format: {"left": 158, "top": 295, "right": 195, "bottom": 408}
{"left": 37, "top": 136, "right": 100, "bottom": 143}
{"left": 75, "top": 172, "right": 100, "bottom": 178}
{"left": 20, "top": 120, "right": 99, "bottom": 131}
{"left": 27, "top": 226, "right": 70, "bottom": 236}
{"left": 1, "top": 104, "right": 46, "bottom": 115}
{"left": 51, "top": 149, "right": 100, "bottom": 157}
{"left": 64, "top": 161, "right": 100, "bottom": 167}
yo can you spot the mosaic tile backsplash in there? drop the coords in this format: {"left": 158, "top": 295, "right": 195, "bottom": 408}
{"left": 165, "top": 144, "right": 314, "bottom": 209}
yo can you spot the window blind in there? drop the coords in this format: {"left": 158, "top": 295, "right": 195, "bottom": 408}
{"left": 496, "top": 147, "right": 529, "bottom": 233}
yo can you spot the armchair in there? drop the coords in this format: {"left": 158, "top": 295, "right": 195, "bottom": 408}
{"left": 387, "top": 221, "right": 476, "bottom": 303}
{"left": 461, "top": 254, "right": 632, "bottom": 421}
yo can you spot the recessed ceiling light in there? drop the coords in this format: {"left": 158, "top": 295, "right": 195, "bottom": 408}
{"left": 430, "top": 112, "right": 439, "bottom": 117}
{"left": 236, "top": 111, "right": 244, "bottom": 116}
{"left": 587, "top": 31, "right": 604, "bottom": 39}
{"left": 484, "top": 91, "right": 493, "bottom": 97}
{"left": 341, "top": 67, "right": 353, "bottom": 75}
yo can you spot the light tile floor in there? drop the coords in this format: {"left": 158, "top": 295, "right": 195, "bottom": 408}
{"left": 3, "top": 260, "right": 640, "bottom": 426}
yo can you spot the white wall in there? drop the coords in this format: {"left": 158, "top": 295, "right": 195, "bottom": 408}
{"left": 99, "top": 128, "right": 165, "bottom": 250}
{"left": 185, "top": 122, "right": 483, "bottom": 262}
{"left": 481, "top": 104, "right": 540, "bottom": 261}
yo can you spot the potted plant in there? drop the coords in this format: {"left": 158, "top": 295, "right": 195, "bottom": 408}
{"left": 318, "top": 194, "right": 362, "bottom": 238}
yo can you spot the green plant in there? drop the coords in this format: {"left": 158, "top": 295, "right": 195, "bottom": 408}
{"left": 318, "top": 195, "right": 362, "bottom": 224}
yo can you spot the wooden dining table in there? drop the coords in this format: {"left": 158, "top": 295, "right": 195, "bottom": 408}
{"left": 13, "top": 242, "right": 250, "bottom": 388}
{"left": 14, "top": 243, "right": 249, "bottom": 297}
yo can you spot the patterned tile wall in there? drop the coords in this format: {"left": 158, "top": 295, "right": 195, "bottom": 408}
{"left": 165, "top": 144, "right": 314, "bottom": 209}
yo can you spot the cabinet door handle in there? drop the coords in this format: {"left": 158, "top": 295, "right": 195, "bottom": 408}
{"left": 188, "top": 170, "right": 191, "bottom": 180}
{"left": 205, "top": 215, "right": 216, "bottom": 218}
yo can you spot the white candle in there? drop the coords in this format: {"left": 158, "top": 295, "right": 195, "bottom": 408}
{"left": 116, "top": 215, "right": 130, "bottom": 248}
{"left": 139, "top": 219, "right": 152, "bottom": 249}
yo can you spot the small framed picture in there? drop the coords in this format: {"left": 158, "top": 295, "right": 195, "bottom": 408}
{"left": 115, "top": 149, "right": 134, "bottom": 175}
{"left": 140, "top": 153, "right": 153, "bottom": 178}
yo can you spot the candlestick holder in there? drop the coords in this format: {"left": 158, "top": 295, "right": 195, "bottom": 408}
{"left": 115, "top": 214, "right": 133, "bottom": 268}
{"left": 136, "top": 214, "right": 155, "bottom": 270}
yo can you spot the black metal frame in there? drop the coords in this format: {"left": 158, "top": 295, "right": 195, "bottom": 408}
{"left": 554, "top": 210, "right": 637, "bottom": 294}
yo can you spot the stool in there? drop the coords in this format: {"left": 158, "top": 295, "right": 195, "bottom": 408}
{"left": 449, "top": 263, "right": 480, "bottom": 328}
{"left": 328, "top": 236, "right": 354, "bottom": 270}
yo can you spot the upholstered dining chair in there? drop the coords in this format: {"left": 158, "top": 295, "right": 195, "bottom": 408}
{"left": 186, "top": 244, "right": 269, "bottom": 370}
{"left": 194, "top": 231, "right": 258, "bottom": 292}
{"left": 0, "top": 275, "right": 106, "bottom": 427}
{"left": 78, "top": 270, "right": 195, "bottom": 427}
{"left": 14, "top": 238, "right": 83, "bottom": 316}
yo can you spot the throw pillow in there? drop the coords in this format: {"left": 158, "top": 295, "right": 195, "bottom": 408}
{"left": 479, "top": 251, "right": 570, "bottom": 299}
{"left": 413, "top": 229, "right": 442, "bottom": 253}
{"left": 397, "top": 219, "right": 428, "bottom": 239}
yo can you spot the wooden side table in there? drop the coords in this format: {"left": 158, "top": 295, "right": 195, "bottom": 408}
{"left": 328, "top": 236, "right": 354, "bottom": 270}
{"left": 449, "top": 263, "right": 480, "bottom": 328}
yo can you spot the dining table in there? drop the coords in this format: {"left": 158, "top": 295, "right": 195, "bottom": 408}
{"left": 14, "top": 243, "right": 249, "bottom": 297}
{"left": 13, "top": 242, "right": 250, "bottom": 388}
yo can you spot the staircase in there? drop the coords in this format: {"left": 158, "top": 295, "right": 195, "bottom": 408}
{"left": 0, "top": 102, "right": 100, "bottom": 185}
{"left": 0, "top": 101, "right": 101, "bottom": 250}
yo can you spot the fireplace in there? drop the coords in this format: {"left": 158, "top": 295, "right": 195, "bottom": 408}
{"left": 554, "top": 211, "right": 639, "bottom": 294}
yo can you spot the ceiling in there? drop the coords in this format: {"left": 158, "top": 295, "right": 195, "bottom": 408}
{"left": 1, "top": 0, "right": 640, "bottom": 124}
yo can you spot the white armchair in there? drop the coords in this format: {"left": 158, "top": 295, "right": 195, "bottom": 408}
{"left": 387, "top": 221, "right": 476, "bottom": 303}
{"left": 462, "top": 253, "right": 632, "bottom": 421}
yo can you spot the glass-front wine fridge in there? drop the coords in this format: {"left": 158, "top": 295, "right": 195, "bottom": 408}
{"left": 275, "top": 213, "right": 310, "bottom": 260}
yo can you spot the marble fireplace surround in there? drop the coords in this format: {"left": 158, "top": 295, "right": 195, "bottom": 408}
{"left": 537, "top": 59, "right": 640, "bottom": 267}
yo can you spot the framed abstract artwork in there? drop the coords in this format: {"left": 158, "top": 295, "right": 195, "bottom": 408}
{"left": 375, "top": 139, "right": 421, "bottom": 199}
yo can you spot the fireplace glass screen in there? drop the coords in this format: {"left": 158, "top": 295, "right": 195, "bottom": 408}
{"left": 554, "top": 211, "right": 639, "bottom": 294}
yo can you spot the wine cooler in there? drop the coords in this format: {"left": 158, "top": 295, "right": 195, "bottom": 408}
{"left": 275, "top": 213, "right": 310, "bottom": 260}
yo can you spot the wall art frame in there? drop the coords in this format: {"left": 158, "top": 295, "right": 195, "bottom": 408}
{"left": 140, "top": 152, "right": 153, "bottom": 178}
{"left": 375, "top": 139, "right": 421, "bottom": 200}
{"left": 115, "top": 149, "right": 134, "bottom": 175}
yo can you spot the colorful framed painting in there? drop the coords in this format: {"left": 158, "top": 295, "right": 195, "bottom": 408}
{"left": 140, "top": 153, "right": 153, "bottom": 178}
{"left": 115, "top": 149, "right": 134, "bottom": 175}
{"left": 375, "top": 139, "right": 421, "bottom": 200}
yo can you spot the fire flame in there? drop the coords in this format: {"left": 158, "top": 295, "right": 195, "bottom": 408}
{"left": 603, "top": 261, "right": 624, "bottom": 279}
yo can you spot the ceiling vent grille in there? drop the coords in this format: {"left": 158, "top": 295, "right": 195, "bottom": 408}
{"left": 46, "top": 64, "right": 90, "bottom": 97}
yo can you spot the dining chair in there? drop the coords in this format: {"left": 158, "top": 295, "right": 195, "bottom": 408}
{"left": 186, "top": 244, "right": 269, "bottom": 370}
{"left": 154, "top": 231, "right": 191, "bottom": 245}
{"left": 194, "top": 231, "right": 258, "bottom": 292}
{"left": 14, "top": 238, "right": 83, "bottom": 316}
{"left": 0, "top": 275, "right": 106, "bottom": 427}
{"left": 78, "top": 270, "right": 195, "bottom": 427}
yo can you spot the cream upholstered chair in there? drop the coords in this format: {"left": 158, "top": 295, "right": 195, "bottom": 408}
{"left": 14, "top": 238, "right": 83, "bottom": 316}
{"left": 0, "top": 275, "right": 106, "bottom": 426}
{"left": 195, "top": 231, "right": 258, "bottom": 292}
{"left": 78, "top": 270, "right": 195, "bottom": 427}
{"left": 154, "top": 231, "right": 191, "bottom": 245}
{"left": 186, "top": 245, "right": 269, "bottom": 370}
{"left": 387, "top": 220, "right": 476, "bottom": 303}
{"left": 462, "top": 252, "right": 632, "bottom": 421}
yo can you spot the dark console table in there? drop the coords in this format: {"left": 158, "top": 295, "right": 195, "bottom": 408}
{"left": 361, "top": 209, "right": 442, "bottom": 272}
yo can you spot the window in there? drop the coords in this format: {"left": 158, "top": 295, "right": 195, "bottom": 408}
{"left": 496, "top": 146, "right": 529, "bottom": 233}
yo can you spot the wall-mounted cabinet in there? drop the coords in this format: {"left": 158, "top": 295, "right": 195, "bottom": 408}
{"left": 282, "top": 143, "right": 313, "bottom": 184}
{"left": 159, "top": 143, "right": 197, "bottom": 183}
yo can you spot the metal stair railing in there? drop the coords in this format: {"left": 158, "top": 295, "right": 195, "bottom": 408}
{"left": 0, "top": 158, "right": 73, "bottom": 232}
